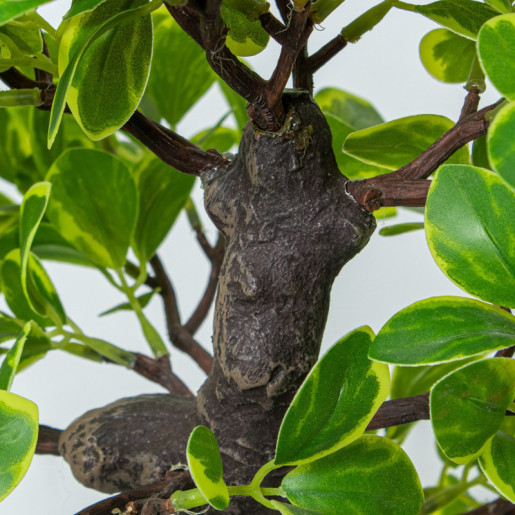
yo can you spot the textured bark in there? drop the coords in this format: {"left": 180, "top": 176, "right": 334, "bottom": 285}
{"left": 59, "top": 91, "right": 375, "bottom": 512}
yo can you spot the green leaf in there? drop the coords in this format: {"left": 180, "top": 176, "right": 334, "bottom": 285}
{"left": 477, "top": 13, "right": 515, "bottom": 100}
{"left": 425, "top": 164, "right": 515, "bottom": 307}
{"left": 0, "top": 323, "right": 30, "bottom": 391}
{"left": 485, "top": 0, "right": 512, "bottom": 13}
{"left": 369, "top": 296, "right": 515, "bottom": 365}
{"left": 0, "top": 0, "right": 53, "bottom": 26}
{"left": 0, "top": 390, "right": 38, "bottom": 502}
{"left": 46, "top": 148, "right": 138, "bottom": 269}
{"left": 281, "top": 435, "right": 423, "bottom": 514}
{"left": 221, "top": 3, "right": 269, "bottom": 56}
{"left": 315, "top": 88, "right": 383, "bottom": 130}
{"left": 0, "top": 23, "right": 42, "bottom": 55}
{"left": 0, "top": 314, "right": 24, "bottom": 343}
{"left": 146, "top": 17, "right": 216, "bottom": 127}
{"left": 58, "top": 0, "right": 153, "bottom": 141}
{"left": 413, "top": 0, "right": 499, "bottom": 40}
{"left": 479, "top": 431, "right": 515, "bottom": 502}
{"left": 419, "top": 29, "right": 476, "bottom": 83}
{"left": 275, "top": 327, "right": 390, "bottom": 466}
{"left": 343, "top": 115, "right": 470, "bottom": 170}
{"left": 133, "top": 154, "right": 195, "bottom": 263}
{"left": 430, "top": 358, "right": 515, "bottom": 464}
{"left": 471, "top": 134, "right": 491, "bottom": 170}
{"left": 192, "top": 127, "right": 239, "bottom": 154}
{"left": 64, "top": 0, "right": 111, "bottom": 19}
{"left": 72, "top": 335, "right": 134, "bottom": 366}
{"left": 271, "top": 501, "right": 322, "bottom": 514}
{"left": 309, "top": 0, "right": 344, "bottom": 23}
{"left": 219, "top": 80, "right": 248, "bottom": 132}
{"left": 99, "top": 289, "right": 159, "bottom": 316}
{"left": 488, "top": 101, "right": 515, "bottom": 189}
{"left": 186, "top": 425, "right": 230, "bottom": 510}
{"left": 379, "top": 222, "right": 424, "bottom": 236}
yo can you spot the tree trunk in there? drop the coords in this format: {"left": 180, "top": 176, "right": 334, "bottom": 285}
{"left": 59, "top": 90, "right": 376, "bottom": 512}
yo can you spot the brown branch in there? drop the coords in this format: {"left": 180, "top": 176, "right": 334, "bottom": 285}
{"left": 293, "top": 44, "right": 313, "bottom": 93}
{"left": 464, "top": 499, "right": 515, "bottom": 515}
{"left": 36, "top": 425, "right": 62, "bottom": 455}
{"left": 366, "top": 393, "right": 430, "bottom": 431}
{"left": 132, "top": 353, "right": 194, "bottom": 396}
{"left": 76, "top": 470, "right": 194, "bottom": 515}
{"left": 150, "top": 255, "right": 214, "bottom": 374}
{"left": 460, "top": 87, "right": 481, "bottom": 120}
{"left": 275, "top": 0, "right": 292, "bottom": 23}
{"left": 305, "top": 34, "right": 347, "bottom": 74}
{"left": 259, "top": 12, "right": 288, "bottom": 46}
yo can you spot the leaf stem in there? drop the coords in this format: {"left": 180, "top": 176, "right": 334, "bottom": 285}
{"left": 29, "top": 12, "right": 58, "bottom": 40}
{"left": 0, "top": 88, "right": 42, "bottom": 107}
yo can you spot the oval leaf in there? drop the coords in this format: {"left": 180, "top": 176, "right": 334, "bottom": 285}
{"left": 0, "top": 390, "right": 38, "bottom": 502}
{"left": 275, "top": 327, "right": 390, "bottom": 466}
{"left": 343, "top": 115, "right": 470, "bottom": 170}
{"left": 369, "top": 296, "right": 515, "bottom": 365}
{"left": 0, "top": 0, "right": 53, "bottom": 26}
{"left": 479, "top": 431, "right": 515, "bottom": 502}
{"left": 477, "top": 13, "right": 515, "bottom": 101}
{"left": 186, "top": 425, "right": 230, "bottom": 510}
{"left": 425, "top": 164, "right": 515, "bottom": 307}
{"left": 487, "top": 100, "right": 515, "bottom": 189}
{"left": 46, "top": 148, "right": 138, "bottom": 269}
{"left": 281, "top": 435, "right": 423, "bottom": 514}
{"left": 133, "top": 155, "right": 195, "bottom": 263}
{"left": 0, "top": 323, "right": 31, "bottom": 391}
{"left": 420, "top": 28, "right": 475, "bottom": 83}
{"left": 430, "top": 358, "right": 515, "bottom": 464}
{"left": 58, "top": 0, "right": 153, "bottom": 140}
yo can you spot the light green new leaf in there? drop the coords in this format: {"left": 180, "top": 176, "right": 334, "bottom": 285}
{"left": 20, "top": 182, "right": 51, "bottom": 316}
{"left": 425, "top": 165, "right": 515, "bottom": 307}
{"left": 369, "top": 296, "right": 515, "bottom": 365}
{"left": 419, "top": 29, "right": 475, "bottom": 83}
{"left": 430, "top": 358, "right": 515, "bottom": 464}
{"left": 0, "top": 0, "right": 53, "bottom": 26}
{"left": 315, "top": 88, "right": 383, "bottom": 131}
{"left": 46, "top": 149, "right": 138, "bottom": 269}
{"left": 58, "top": 0, "right": 153, "bottom": 141}
{"left": 343, "top": 115, "right": 470, "bottom": 170}
{"left": 221, "top": 3, "right": 269, "bottom": 56}
{"left": 0, "top": 390, "right": 38, "bottom": 502}
{"left": 133, "top": 154, "right": 195, "bottom": 263}
{"left": 0, "top": 323, "right": 31, "bottom": 391}
{"left": 485, "top": 0, "right": 512, "bottom": 13}
{"left": 308, "top": 0, "right": 344, "bottom": 23}
{"left": 146, "top": 17, "right": 216, "bottom": 128}
{"left": 477, "top": 13, "right": 515, "bottom": 101}
{"left": 379, "top": 222, "right": 424, "bottom": 236}
{"left": 479, "top": 431, "right": 515, "bottom": 502}
{"left": 275, "top": 327, "right": 390, "bottom": 466}
{"left": 282, "top": 435, "right": 423, "bottom": 514}
{"left": 64, "top": 0, "right": 111, "bottom": 20}
{"left": 186, "top": 425, "right": 230, "bottom": 510}
{"left": 271, "top": 501, "right": 322, "bottom": 514}
{"left": 413, "top": 0, "right": 499, "bottom": 40}
{"left": 488, "top": 101, "right": 515, "bottom": 188}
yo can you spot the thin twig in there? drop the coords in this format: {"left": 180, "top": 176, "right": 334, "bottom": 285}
{"left": 459, "top": 87, "right": 481, "bottom": 120}
{"left": 259, "top": 12, "right": 289, "bottom": 46}
{"left": 306, "top": 34, "right": 348, "bottom": 73}
{"left": 36, "top": 425, "right": 62, "bottom": 455}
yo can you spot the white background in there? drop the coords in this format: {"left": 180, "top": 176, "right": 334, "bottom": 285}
{"left": 2, "top": 0, "right": 500, "bottom": 512}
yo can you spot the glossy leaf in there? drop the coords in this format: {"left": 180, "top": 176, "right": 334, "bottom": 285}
{"left": 58, "top": 0, "right": 153, "bottom": 140}
{"left": 430, "top": 358, "right": 515, "bottom": 464}
{"left": 315, "top": 88, "right": 383, "bottom": 130}
{"left": 64, "top": 0, "right": 111, "bottom": 19}
{"left": 221, "top": 3, "right": 269, "bottom": 56}
{"left": 479, "top": 431, "right": 515, "bottom": 502}
{"left": 413, "top": 0, "right": 499, "bottom": 40}
{"left": 133, "top": 154, "right": 195, "bottom": 263}
{"left": 369, "top": 296, "right": 515, "bottom": 365}
{"left": 343, "top": 115, "right": 470, "bottom": 170}
{"left": 0, "top": 323, "right": 30, "bottom": 391}
{"left": 425, "top": 165, "right": 515, "bottom": 307}
{"left": 46, "top": 149, "right": 138, "bottom": 269}
{"left": 146, "top": 17, "right": 216, "bottom": 127}
{"left": 477, "top": 14, "right": 515, "bottom": 101}
{"left": 186, "top": 425, "right": 230, "bottom": 510}
{"left": 488, "top": 101, "right": 515, "bottom": 188}
{"left": 282, "top": 436, "right": 423, "bottom": 514}
{"left": 0, "top": 390, "right": 38, "bottom": 502}
{"left": 271, "top": 501, "right": 322, "bottom": 514}
{"left": 0, "top": 0, "right": 53, "bottom": 26}
{"left": 419, "top": 29, "right": 475, "bottom": 83}
{"left": 275, "top": 327, "right": 390, "bottom": 466}
{"left": 379, "top": 222, "right": 424, "bottom": 236}
{"left": 99, "top": 289, "right": 159, "bottom": 316}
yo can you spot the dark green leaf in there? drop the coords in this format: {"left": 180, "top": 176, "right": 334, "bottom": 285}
{"left": 275, "top": 327, "right": 390, "bottom": 466}
{"left": 281, "top": 436, "right": 423, "bottom": 514}
{"left": 425, "top": 165, "right": 515, "bottom": 307}
{"left": 0, "top": 313, "right": 23, "bottom": 343}
{"left": 430, "top": 358, "right": 515, "bottom": 464}
{"left": 471, "top": 134, "right": 491, "bottom": 170}
{"left": 369, "top": 296, "right": 515, "bottom": 365}
{"left": 0, "top": 23, "right": 42, "bottom": 55}
{"left": 485, "top": 0, "right": 512, "bottom": 13}
{"left": 64, "top": 0, "right": 111, "bottom": 19}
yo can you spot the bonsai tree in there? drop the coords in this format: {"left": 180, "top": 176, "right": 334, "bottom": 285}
{"left": 0, "top": 0, "right": 514, "bottom": 512}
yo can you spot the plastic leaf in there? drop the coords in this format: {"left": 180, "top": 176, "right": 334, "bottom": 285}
{"left": 275, "top": 327, "right": 390, "bottom": 466}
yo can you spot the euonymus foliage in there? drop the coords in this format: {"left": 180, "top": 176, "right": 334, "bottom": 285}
{"left": 0, "top": 0, "right": 514, "bottom": 511}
